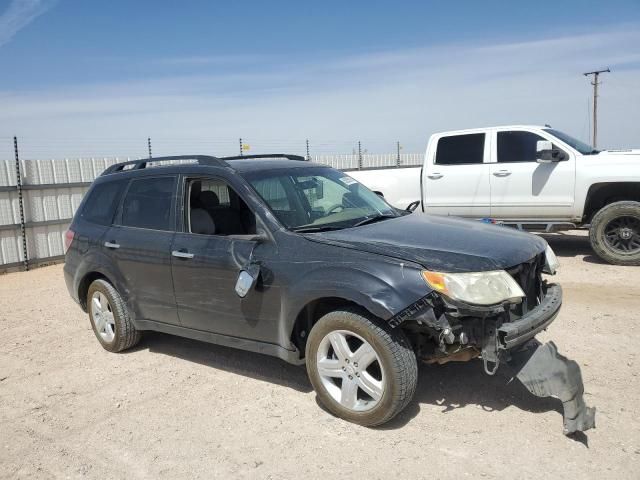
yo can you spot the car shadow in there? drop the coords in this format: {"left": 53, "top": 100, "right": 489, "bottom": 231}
{"left": 134, "top": 331, "right": 312, "bottom": 393}
{"left": 540, "top": 232, "right": 606, "bottom": 264}
{"left": 380, "top": 360, "right": 563, "bottom": 427}
{"left": 131, "top": 333, "right": 581, "bottom": 441}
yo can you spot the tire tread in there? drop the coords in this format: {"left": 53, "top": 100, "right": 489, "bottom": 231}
{"left": 88, "top": 279, "right": 141, "bottom": 352}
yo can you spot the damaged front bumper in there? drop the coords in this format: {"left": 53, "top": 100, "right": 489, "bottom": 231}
{"left": 391, "top": 282, "right": 596, "bottom": 435}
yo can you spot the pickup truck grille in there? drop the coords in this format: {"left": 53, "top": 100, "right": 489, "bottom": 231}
{"left": 506, "top": 253, "right": 545, "bottom": 319}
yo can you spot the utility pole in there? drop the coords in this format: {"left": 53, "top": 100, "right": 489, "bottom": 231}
{"left": 583, "top": 68, "right": 610, "bottom": 148}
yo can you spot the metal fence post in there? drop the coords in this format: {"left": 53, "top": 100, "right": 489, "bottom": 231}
{"left": 357, "top": 141, "right": 362, "bottom": 169}
{"left": 147, "top": 137, "right": 152, "bottom": 158}
{"left": 14, "top": 136, "right": 28, "bottom": 271}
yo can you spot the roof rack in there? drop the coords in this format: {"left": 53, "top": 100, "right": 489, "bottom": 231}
{"left": 101, "top": 153, "right": 307, "bottom": 176}
{"left": 101, "top": 155, "right": 225, "bottom": 176}
{"left": 221, "top": 154, "right": 307, "bottom": 162}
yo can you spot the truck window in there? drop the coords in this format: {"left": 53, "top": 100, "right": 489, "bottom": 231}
{"left": 498, "top": 131, "right": 545, "bottom": 163}
{"left": 120, "top": 177, "right": 176, "bottom": 231}
{"left": 435, "top": 133, "right": 485, "bottom": 165}
{"left": 80, "top": 180, "right": 124, "bottom": 225}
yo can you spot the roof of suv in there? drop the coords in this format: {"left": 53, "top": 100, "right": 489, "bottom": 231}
{"left": 99, "top": 154, "right": 323, "bottom": 179}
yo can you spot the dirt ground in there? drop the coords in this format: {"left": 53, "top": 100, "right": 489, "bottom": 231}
{"left": 1, "top": 230, "right": 639, "bottom": 479}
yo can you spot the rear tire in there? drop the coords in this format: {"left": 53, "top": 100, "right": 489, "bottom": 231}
{"left": 589, "top": 201, "right": 640, "bottom": 266}
{"left": 87, "top": 279, "right": 141, "bottom": 352}
{"left": 305, "top": 308, "right": 417, "bottom": 426}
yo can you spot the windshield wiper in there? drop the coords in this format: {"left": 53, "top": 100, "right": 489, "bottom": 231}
{"left": 292, "top": 225, "right": 345, "bottom": 233}
{"left": 352, "top": 214, "right": 398, "bottom": 228}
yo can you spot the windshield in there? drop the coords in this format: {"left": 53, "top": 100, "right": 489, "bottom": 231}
{"left": 543, "top": 128, "right": 598, "bottom": 155}
{"left": 243, "top": 166, "right": 398, "bottom": 231}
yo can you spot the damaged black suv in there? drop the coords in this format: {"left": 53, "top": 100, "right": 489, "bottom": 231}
{"left": 64, "top": 155, "right": 595, "bottom": 433}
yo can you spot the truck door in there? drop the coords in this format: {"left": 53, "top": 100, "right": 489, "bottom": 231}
{"left": 489, "top": 129, "right": 575, "bottom": 220}
{"left": 421, "top": 132, "right": 491, "bottom": 217}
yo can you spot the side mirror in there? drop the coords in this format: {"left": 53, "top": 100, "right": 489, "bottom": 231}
{"left": 536, "top": 140, "right": 565, "bottom": 163}
{"left": 406, "top": 200, "right": 420, "bottom": 212}
{"left": 235, "top": 263, "right": 260, "bottom": 298}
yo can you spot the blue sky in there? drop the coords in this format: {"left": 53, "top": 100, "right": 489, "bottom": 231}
{"left": 1, "top": 0, "right": 639, "bottom": 159}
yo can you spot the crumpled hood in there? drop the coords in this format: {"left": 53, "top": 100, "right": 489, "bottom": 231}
{"left": 310, "top": 214, "right": 547, "bottom": 272}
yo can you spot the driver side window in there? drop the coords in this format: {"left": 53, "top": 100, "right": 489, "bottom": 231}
{"left": 497, "top": 131, "right": 566, "bottom": 163}
{"left": 187, "top": 178, "right": 256, "bottom": 236}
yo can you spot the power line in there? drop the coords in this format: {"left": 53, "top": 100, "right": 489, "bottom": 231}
{"left": 583, "top": 68, "right": 610, "bottom": 148}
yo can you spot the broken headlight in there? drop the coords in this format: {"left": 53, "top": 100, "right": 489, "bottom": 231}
{"left": 422, "top": 270, "right": 525, "bottom": 306}
{"left": 543, "top": 244, "right": 560, "bottom": 275}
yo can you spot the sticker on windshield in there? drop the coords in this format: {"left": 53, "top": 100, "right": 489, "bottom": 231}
{"left": 339, "top": 176, "right": 358, "bottom": 186}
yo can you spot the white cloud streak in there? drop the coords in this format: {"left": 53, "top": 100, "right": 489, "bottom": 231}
{"left": 1, "top": 26, "right": 639, "bottom": 159}
{"left": 0, "top": 0, "right": 55, "bottom": 48}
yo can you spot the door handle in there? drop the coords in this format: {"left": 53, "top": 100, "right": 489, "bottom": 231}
{"left": 104, "top": 241, "right": 120, "bottom": 249}
{"left": 493, "top": 170, "right": 512, "bottom": 177}
{"left": 172, "top": 250, "right": 195, "bottom": 259}
{"left": 427, "top": 173, "right": 443, "bottom": 179}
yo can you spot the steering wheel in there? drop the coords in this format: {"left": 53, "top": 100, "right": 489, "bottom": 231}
{"left": 326, "top": 204, "right": 345, "bottom": 215}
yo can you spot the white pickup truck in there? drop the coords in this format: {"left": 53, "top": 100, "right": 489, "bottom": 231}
{"left": 350, "top": 125, "right": 640, "bottom": 265}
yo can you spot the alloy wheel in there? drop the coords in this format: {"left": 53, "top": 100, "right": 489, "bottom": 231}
{"left": 90, "top": 291, "right": 116, "bottom": 343}
{"left": 604, "top": 215, "right": 640, "bottom": 253}
{"left": 316, "top": 330, "right": 385, "bottom": 412}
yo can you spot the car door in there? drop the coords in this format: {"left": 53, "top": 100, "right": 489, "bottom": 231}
{"left": 170, "top": 175, "right": 281, "bottom": 343}
{"left": 489, "top": 129, "right": 576, "bottom": 219}
{"left": 421, "top": 131, "right": 491, "bottom": 217}
{"left": 104, "top": 175, "right": 180, "bottom": 325}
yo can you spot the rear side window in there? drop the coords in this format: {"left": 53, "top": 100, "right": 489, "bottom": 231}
{"left": 81, "top": 181, "right": 124, "bottom": 225}
{"left": 497, "top": 131, "right": 545, "bottom": 163}
{"left": 121, "top": 177, "right": 176, "bottom": 231}
{"left": 435, "top": 133, "right": 485, "bottom": 165}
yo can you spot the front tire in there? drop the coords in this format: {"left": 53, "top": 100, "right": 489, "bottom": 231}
{"left": 589, "top": 201, "right": 640, "bottom": 266}
{"left": 87, "top": 279, "right": 141, "bottom": 352}
{"left": 305, "top": 308, "right": 417, "bottom": 426}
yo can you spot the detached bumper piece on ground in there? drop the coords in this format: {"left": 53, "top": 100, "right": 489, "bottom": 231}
{"left": 510, "top": 341, "right": 596, "bottom": 435}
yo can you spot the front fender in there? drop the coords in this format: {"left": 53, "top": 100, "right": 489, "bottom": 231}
{"left": 280, "top": 260, "right": 429, "bottom": 345}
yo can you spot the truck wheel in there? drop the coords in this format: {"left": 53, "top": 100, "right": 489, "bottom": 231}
{"left": 305, "top": 308, "right": 417, "bottom": 426}
{"left": 87, "top": 279, "right": 141, "bottom": 352}
{"left": 589, "top": 201, "right": 640, "bottom": 266}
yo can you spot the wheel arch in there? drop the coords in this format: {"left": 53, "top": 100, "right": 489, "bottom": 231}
{"left": 584, "top": 182, "right": 640, "bottom": 223}
{"left": 290, "top": 297, "right": 375, "bottom": 356}
{"left": 78, "top": 271, "right": 116, "bottom": 311}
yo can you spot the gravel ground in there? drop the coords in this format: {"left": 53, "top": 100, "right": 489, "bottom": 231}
{"left": 1, "top": 231, "right": 639, "bottom": 479}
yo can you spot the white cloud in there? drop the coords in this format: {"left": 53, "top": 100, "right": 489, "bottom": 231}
{"left": 0, "top": 0, "right": 55, "bottom": 48}
{"left": 1, "top": 26, "right": 639, "bottom": 159}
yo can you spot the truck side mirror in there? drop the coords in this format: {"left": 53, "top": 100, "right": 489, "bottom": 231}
{"left": 536, "top": 140, "right": 565, "bottom": 163}
{"left": 406, "top": 200, "right": 420, "bottom": 212}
